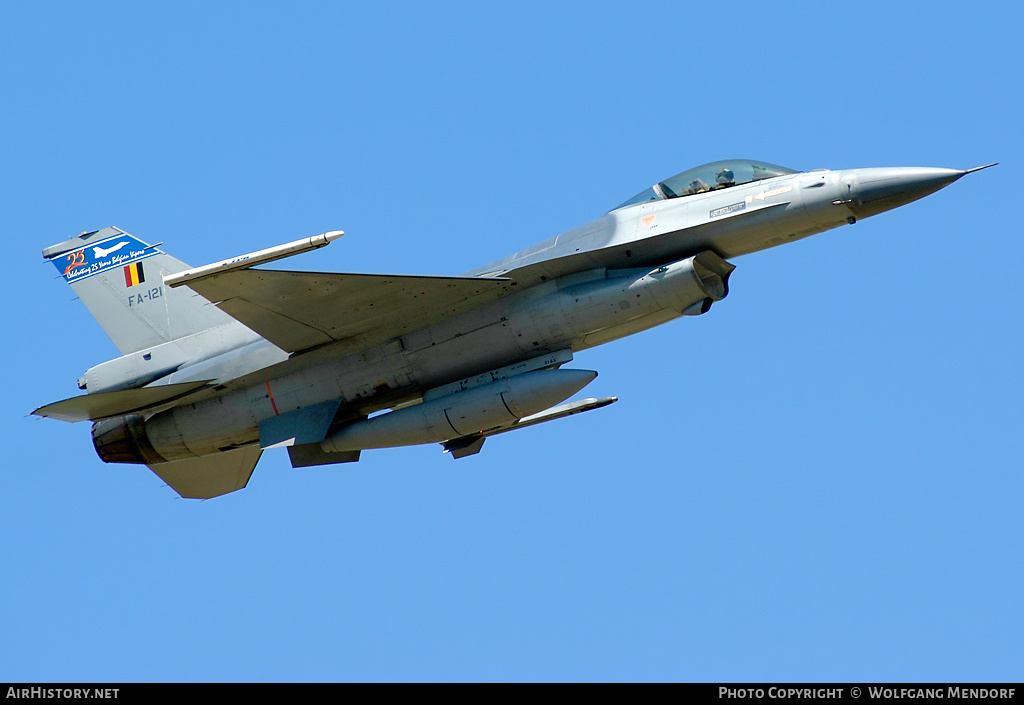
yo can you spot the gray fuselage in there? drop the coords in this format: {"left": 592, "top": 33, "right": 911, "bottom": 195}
{"left": 96, "top": 164, "right": 969, "bottom": 462}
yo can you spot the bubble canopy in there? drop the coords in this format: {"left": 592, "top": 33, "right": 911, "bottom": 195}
{"left": 613, "top": 160, "right": 799, "bottom": 211}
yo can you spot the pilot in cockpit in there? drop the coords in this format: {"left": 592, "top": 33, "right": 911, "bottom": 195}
{"left": 715, "top": 168, "right": 736, "bottom": 188}
{"left": 686, "top": 178, "right": 710, "bottom": 195}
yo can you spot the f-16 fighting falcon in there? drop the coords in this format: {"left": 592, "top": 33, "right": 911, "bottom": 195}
{"left": 35, "top": 160, "right": 994, "bottom": 498}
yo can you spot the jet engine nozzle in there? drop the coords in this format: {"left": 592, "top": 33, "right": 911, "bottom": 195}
{"left": 92, "top": 415, "right": 166, "bottom": 465}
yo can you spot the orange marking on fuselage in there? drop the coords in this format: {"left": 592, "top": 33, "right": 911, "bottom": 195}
{"left": 265, "top": 381, "right": 280, "bottom": 415}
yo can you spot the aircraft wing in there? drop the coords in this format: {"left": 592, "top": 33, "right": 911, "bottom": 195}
{"left": 180, "top": 270, "right": 516, "bottom": 353}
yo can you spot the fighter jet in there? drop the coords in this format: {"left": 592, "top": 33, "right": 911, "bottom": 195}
{"left": 34, "top": 159, "right": 994, "bottom": 499}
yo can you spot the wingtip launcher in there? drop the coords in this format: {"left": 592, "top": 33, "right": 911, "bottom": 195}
{"left": 164, "top": 230, "right": 344, "bottom": 288}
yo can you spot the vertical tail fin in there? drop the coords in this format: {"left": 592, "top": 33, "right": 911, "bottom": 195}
{"left": 43, "top": 226, "right": 237, "bottom": 354}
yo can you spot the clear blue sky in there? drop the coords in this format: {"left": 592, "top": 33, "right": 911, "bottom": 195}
{"left": 2, "top": 1, "right": 1021, "bottom": 682}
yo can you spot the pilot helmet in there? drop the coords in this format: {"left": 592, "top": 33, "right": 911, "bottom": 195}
{"left": 716, "top": 168, "right": 735, "bottom": 184}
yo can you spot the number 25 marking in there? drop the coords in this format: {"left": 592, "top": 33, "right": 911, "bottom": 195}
{"left": 64, "top": 251, "right": 85, "bottom": 276}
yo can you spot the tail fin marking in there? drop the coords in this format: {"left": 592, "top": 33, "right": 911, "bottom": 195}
{"left": 43, "top": 227, "right": 240, "bottom": 355}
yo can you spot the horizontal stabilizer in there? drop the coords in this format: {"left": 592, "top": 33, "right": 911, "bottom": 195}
{"left": 33, "top": 381, "right": 211, "bottom": 423}
{"left": 148, "top": 445, "right": 262, "bottom": 499}
{"left": 181, "top": 270, "right": 514, "bottom": 353}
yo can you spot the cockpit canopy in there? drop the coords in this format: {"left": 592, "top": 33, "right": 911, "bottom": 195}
{"left": 613, "top": 160, "right": 799, "bottom": 211}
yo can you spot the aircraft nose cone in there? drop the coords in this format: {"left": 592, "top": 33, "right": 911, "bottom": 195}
{"left": 844, "top": 167, "right": 966, "bottom": 219}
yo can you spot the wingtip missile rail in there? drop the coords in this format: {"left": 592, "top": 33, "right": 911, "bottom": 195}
{"left": 164, "top": 230, "right": 344, "bottom": 288}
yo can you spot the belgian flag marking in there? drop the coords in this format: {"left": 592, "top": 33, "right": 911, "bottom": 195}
{"left": 124, "top": 261, "right": 146, "bottom": 287}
